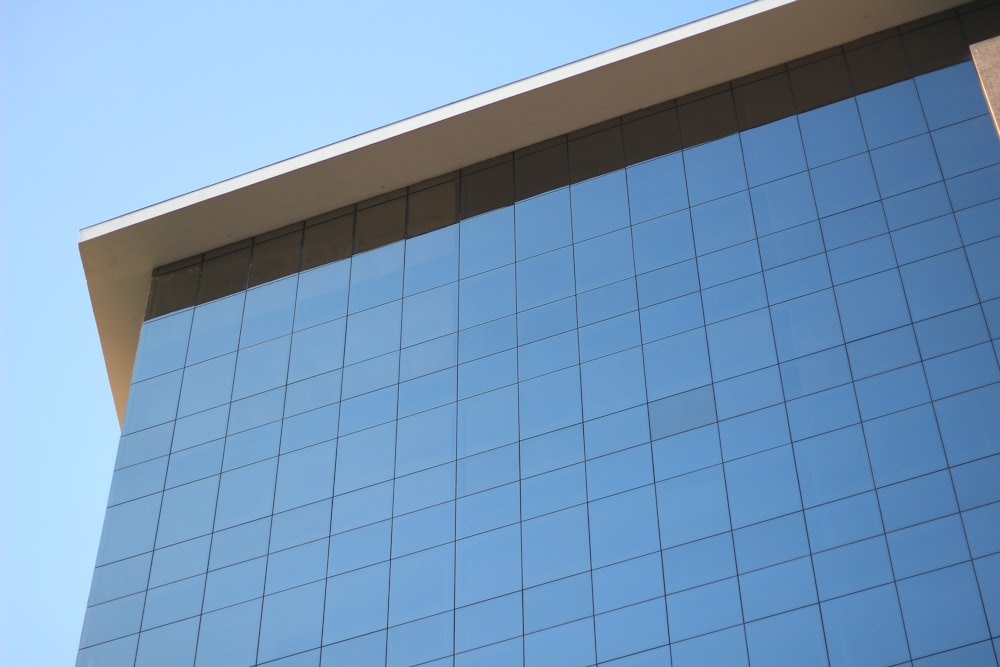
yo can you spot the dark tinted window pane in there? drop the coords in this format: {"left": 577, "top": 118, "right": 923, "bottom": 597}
{"left": 198, "top": 243, "right": 250, "bottom": 304}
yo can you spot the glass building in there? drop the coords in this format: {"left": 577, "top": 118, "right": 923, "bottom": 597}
{"left": 78, "top": 1, "right": 1000, "bottom": 665}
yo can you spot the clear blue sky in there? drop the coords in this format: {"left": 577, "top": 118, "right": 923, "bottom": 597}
{"left": 0, "top": 2, "right": 746, "bottom": 663}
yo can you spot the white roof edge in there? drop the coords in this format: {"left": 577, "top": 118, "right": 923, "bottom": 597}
{"left": 80, "top": 0, "right": 971, "bottom": 425}
{"left": 79, "top": 0, "right": 788, "bottom": 245}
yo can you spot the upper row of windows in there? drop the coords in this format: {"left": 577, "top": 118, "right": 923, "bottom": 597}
{"left": 142, "top": 6, "right": 998, "bottom": 320}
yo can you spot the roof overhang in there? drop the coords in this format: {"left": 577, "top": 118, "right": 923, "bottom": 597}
{"left": 80, "top": 0, "right": 969, "bottom": 424}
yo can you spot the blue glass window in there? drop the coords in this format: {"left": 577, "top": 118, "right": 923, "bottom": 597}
{"left": 671, "top": 626, "right": 747, "bottom": 667}
{"left": 461, "top": 207, "right": 514, "bottom": 277}
{"left": 587, "top": 444, "right": 652, "bottom": 499}
{"left": 741, "top": 116, "right": 806, "bottom": 186}
{"left": 863, "top": 404, "right": 946, "bottom": 486}
{"left": 967, "top": 237, "right": 1000, "bottom": 300}
{"left": 888, "top": 515, "right": 970, "bottom": 579}
{"left": 636, "top": 259, "right": 699, "bottom": 309}
{"left": 691, "top": 191, "right": 755, "bottom": 255}
{"left": 935, "top": 384, "right": 1000, "bottom": 464}
{"left": 156, "top": 477, "right": 217, "bottom": 548}
{"left": 570, "top": 171, "right": 630, "bottom": 241}
{"left": 706, "top": 309, "right": 776, "bottom": 380}
{"left": 764, "top": 253, "right": 830, "bottom": 304}
{"left": 933, "top": 115, "right": 1000, "bottom": 178}
{"left": 666, "top": 577, "right": 742, "bottom": 641}
{"left": 585, "top": 405, "right": 649, "bottom": 459}
{"left": 524, "top": 572, "right": 592, "bottom": 632}
{"left": 241, "top": 276, "right": 296, "bottom": 347}
{"left": 79, "top": 593, "right": 144, "bottom": 647}
{"left": 522, "top": 505, "right": 591, "bottom": 586}
{"left": 662, "top": 532, "right": 735, "bottom": 594}
{"left": 799, "top": 98, "right": 867, "bottom": 168}
{"left": 524, "top": 618, "right": 595, "bottom": 667}
{"left": 915, "top": 62, "right": 989, "bottom": 129}
{"left": 746, "top": 607, "right": 827, "bottom": 667}
{"left": 595, "top": 599, "right": 669, "bottom": 663}
{"left": 521, "top": 464, "right": 587, "bottom": 519}
{"left": 186, "top": 293, "right": 244, "bottom": 365}
{"left": 812, "top": 537, "right": 892, "bottom": 600}
{"left": 719, "top": 404, "right": 789, "bottom": 461}
{"left": 136, "top": 617, "right": 199, "bottom": 666}
{"left": 856, "top": 79, "right": 927, "bottom": 148}
{"left": 216, "top": 465, "right": 277, "bottom": 535}
{"left": 195, "top": 599, "right": 261, "bottom": 666}
{"left": 916, "top": 306, "right": 990, "bottom": 361}
{"left": 294, "top": 260, "right": 350, "bottom": 331}
{"left": 456, "top": 524, "right": 521, "bottom": 604}
{"left": 750, "top": 172, "right": 816, "bottom": 236}
{"left": 870, "top": 133, "right": 942, "bottom": 197}
{"left": 457, "top": 385, "right": 518, "bottom": 457}
{"left": 388, "top": 544, "right": 453, "bottom": 625}
{"left": 854, "top": 362, "right": 929, "bottom": 420}
{"left": 404, "top": 225, "right": 458, "bottom": 295}
{"left": 459, "top": 264, "right": 515, "bottom": 329}
{"left": 822, "top": 585, "right": 909, "bottom": 667}
{"left": 644, "top": 330, "right": 710, "bottom": 401}
{"left": 518, "top": 367, "right": 582, "bottom": 439}
{"left": 232, "top": 335, "right": 290, "bottom": 400}
{"left": 348, "top": 242, "right": 404, "bottom": 313}
{"left": 257, "top": 581, "right": 324, "bottom": 661}
{"left": 456, "top": 593, "right": 521, "bottom": 653}
{"left": 132, "top": 309, "right": 192, "bottom": 383}
{"left": 580, "top": 347, "right": 646, "bottom": 419}
{"left": 401, "top": 282, "right": 457, "bottom": 347}
{"left": 324, "top": 563, "right": 389, "bottom": 643}
{"left": 780, "top": 346, "right": 851, "bottom": 400}
{"left": 632, "top": 209, "right": 695, "bottom": 274}
{"left": 265, "top": 539, "right": 327, "bottom": 595}
{"left": 579, "top": 311, "right": 640, "bottom": 361}
{"left": 627, "top": 152, "right": 687, "bottom": 222}
{"left": 698, "top": 241, "right": 761, "bottom": 289}
{"left": 271, "top": 500, "right": 330, "bottom": 552}
{"left": 835, "top": 269, "right": 910, "bottom": 341}
{"left": 714, "top": 366, "right": 784, "bottom": 420}
{"left": 149, "top": 536, "right": 209, "bottom": 589}
{"left": 657, "top": 465, "right": 730, "bottom": 547}
{"left": 204, "top": 558, "right": 265, "bottom": 612}
{"left": 209, "top": 518, "right": 270, "bottom": 570}
{"left": 893, "top": 214, "right": 962, "bottom": 264}
{"left": 589, "top": 486, "right": 660, "bottom": 567}
{"left": 653, "top": 424, "right": 720, "bottom": 480}
{"left": 515, "top": 188, "right": 572, "bottom": 259}
{"left": 771, "top": 289, "right": 843, "bottom": 361}
{"left": 575, "top": 228, "right": 635, "bottom": 292}
{"left": 883, "top": 182, "right": 952, "bottom": 231}
{"left": 725, "top": 445, "right": 801, "bottom": 527}
{"left": 816, "top": 158, "right": 882, "bottom": 222}
{"left": 683, "top": 135, "right": 746, "bottom": 205}
{"left": 900, "top": 249, "right": 979, "bottom": 321}
{"left": 594, "top": 552, "right": 664, "bottom": 612}
{"left": 344, "top": 300, "right": 402, "bottom": 364}
{"left": 516, "top": 247, "right": 575, "bottom": 311}
{"left": 879, "top": 470, "right": 958, "bottom": 532}
{"left": 758, "top": 221, "right": 824, "bottom": 270}
{"left": 794, "top": 425, "right": 872, "bottom": 506}
{"left": 846, "top": 324, "right": 918, "bottom": 379}
{"left": 897, "top": 564, "right": 991, "bottom": 658}
{"left": 397, "top": 620, "right": 457, "bottom": 667}
{"left": 805, "top": 491, "right": 883, "bottom": 552}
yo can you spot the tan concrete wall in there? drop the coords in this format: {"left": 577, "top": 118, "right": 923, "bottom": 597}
{"left": 972, "top": 35, "right": 1000, "bottom": 137}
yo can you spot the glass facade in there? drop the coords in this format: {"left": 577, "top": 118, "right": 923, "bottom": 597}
{"left": 79, "top": 57, "right": 1000, "bottom": 666}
